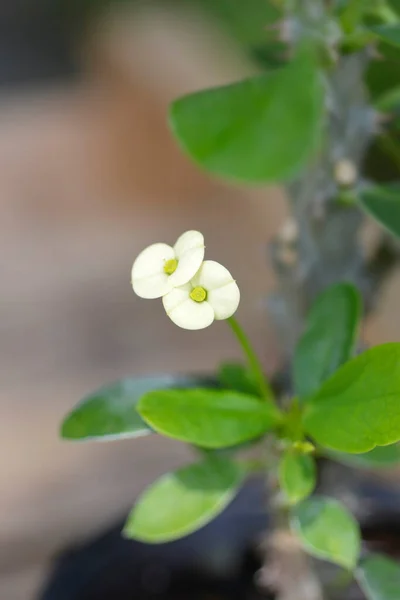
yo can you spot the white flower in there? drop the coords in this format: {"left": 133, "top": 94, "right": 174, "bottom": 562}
{"left": 131, "top": 230, "right": 205, "bottom": 299}
{"left": 162, "top": 260, "right": 240, "bottom": 330}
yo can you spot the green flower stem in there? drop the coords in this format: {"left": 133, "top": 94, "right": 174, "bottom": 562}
{"left": 227, "top": 316, "right": 275, "bottom": 405}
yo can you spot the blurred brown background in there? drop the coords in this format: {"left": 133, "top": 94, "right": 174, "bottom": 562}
{"left": 1, "top": 2, "right": 399, "bottom": 598}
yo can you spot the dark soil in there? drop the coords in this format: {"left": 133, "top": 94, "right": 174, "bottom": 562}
{"left": 38, "top": 479, "right": 270, "bottom": 600}
{"left": 38, "top": 468, "right": 400, "bottom": 600}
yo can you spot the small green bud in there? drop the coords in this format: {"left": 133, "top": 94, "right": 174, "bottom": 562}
{"left": 293, "top": 441, "right": 316, "bottom": 454}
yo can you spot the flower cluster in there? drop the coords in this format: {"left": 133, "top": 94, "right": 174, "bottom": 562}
{"left": 131, "top": 230, "right": 240, "bottom": 330}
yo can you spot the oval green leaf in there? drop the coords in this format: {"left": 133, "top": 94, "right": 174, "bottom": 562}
{"left": 61, "top": 375, "right": 215, "bottom": 441}
{"left": 359, "top": 186, "right": 400, "bottom": 239}
{"left": 124, "top": 456, "right": 244, "bottom": 543}
{"left": 218, "top": 362, "right": 260, "bottom": 397}
{"left": 293, "top": 283, "right": 361, "bottom": 399}
{"left": 279, "top": 452, "right": 316, "bottom": 505}
{"left": 357, "top": 554, "right": 400, "bottom": 600}
{"left": 370, "top": 25, "right": 400, "bottom": 50}
{"left": 169, "top": 46, "right": 323, "bottom": 183}
{"left": 304, "top": 343, "right": 400, "bottom": 453}
{"left": 138, "top": 388, "right": 280, "bottom": 449}
{"left": 327, "top": 444, "right": 400, "bottom": 469}
{"left": 291, "top": 496, "right": 361, "bottom": 570}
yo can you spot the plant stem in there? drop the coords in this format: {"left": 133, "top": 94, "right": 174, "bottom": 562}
{"left": 266, "top": 23, "right": 375, "bottom": 600}
{"left": 227, "top": 316, "right": 274, "bottom": 403}
{"left": 269, "top": 50, "right": 374, "bottom": 355}
{"left": 258, "top": 439, "right": 325, "bottom": 600}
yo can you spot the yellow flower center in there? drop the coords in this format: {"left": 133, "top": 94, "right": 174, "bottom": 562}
{"left": 190, "top": 286, "right": 207, "bottom": 303}
{"left": 164, "top": 258, "right": 178, "bottom": 275}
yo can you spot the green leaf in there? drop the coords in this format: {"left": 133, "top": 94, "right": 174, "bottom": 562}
{"left": 374, "top": 85, "right": 400, "bottom": 112}
{"left": 279, "top": 452, "right": 316, "bottom": 505}
{"left": 218, "top": 362, "right": 259, "bottom": 396}
{"left": 389, "top": 0, "right": 400, "bottom": 16}
{"left": 291, "top": 496, "right": 361, "bottom": 570}
{"left": 370, "top": 25, "right": 400, "bottom": 49}
{"left": 169, "top": 46, "right": 323, "bottom": 184}
{"left": 138, "top": 388, "right": 280, "bottom": 449}
{"left": 193, "top": 0, "right": 280, "bottom": 46}
{"left": 293, "top": 283, "right": 361, "bottom": 400}
{"left": 367, "top": 43, "right": 400, "bottom": 108}
{"left": 304, "top": 343, "right": 400, "bottom": 453}
{"left": 357, "top": 554, "right": 400, "bottom": 600}
{"left": 327, "top": 444, "right": 400, "bottom": 469}
{"left": 123, "top": 456, "right": 243, "bottom": 543}
{"left": 61, "top": 375, "right": 215, "bottom": 441}
{"left": 359, "top": 186, "right": 400, "bottom": 239}
{"left": 339, "top": 0, "right": 365, "bottom": 35}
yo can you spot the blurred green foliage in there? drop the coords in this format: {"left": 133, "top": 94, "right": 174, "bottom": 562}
{"left": 188, "top": 0, "right": 280, "bottom": 46}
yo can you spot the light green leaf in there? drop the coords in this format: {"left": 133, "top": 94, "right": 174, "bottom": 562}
{"left": 374, "top": 85, "right": 400, "bottom": 112}
{"left": 291, "top": 496, "right": 361, "bottom": 570}
{"left": 327, "top": 444, "right": 400, "bottom": 469}
{"left": 357, "top": 554, "right": 400, "bottom": 600}
{"left": 169, "top": 46, "right": 323, "bottom": 183}
{"left": 359, "top": 186, "right": 400, "bottom": 239}
{"left": 279, "top": 452, "right": 316, "bottom": 505}
{"left": 138, "top": 388, "right": 280, "bottom": 448}
{"left": 304, "top": 343, "right": 400, "bottom": 453}
{"left": 370, "top": 25, "right": 400, "bottom": 49}
{"left": 61, "top": 375, "right": 214, "bottom": 441}
{"left": 218, "top": 362, "right": 259, "bottom": 396}
{"left": 124, "top": 456, "right": 243, "bottom": 543}
{"left": 293, "top": 283, "right": 361, "bottom": 400}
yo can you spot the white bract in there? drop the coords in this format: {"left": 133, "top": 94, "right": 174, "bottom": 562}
{"left": 131, "top": 230, "right": 205, "bottom": 299}
{"left": 162, "top": 260, "right": 240, "bottom": 330}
